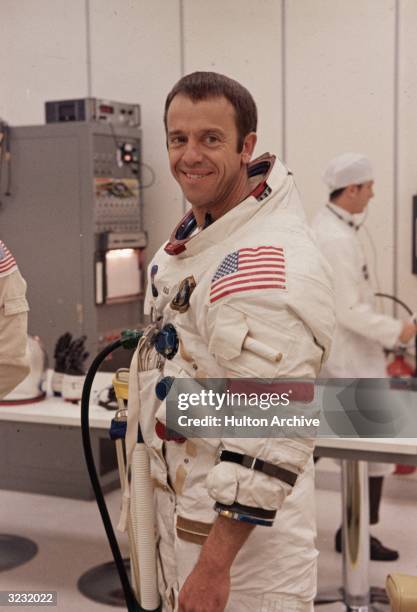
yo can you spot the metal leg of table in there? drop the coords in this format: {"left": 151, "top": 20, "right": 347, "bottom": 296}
{"left": 315, "top": 458, "right": 370, "bottom": 610}
{"left": 341, "top": 459, "right": 370, "bottom": 609}
{"left": 341, "top": 460, "right": 390, "bottom": 612}
{"left": 316, "top": 460, "right": 390, "bottom": 611}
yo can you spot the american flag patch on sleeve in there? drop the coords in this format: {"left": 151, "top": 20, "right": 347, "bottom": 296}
{"left": 0, "top": 240, "right": 18, "bottom": 277}
{"left": 210, "top": 246, "right": 287, "bottom": 304}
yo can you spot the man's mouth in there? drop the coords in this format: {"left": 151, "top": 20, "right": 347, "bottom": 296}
{"left": 181, "top": 171, "right": 212, "bottom": 181}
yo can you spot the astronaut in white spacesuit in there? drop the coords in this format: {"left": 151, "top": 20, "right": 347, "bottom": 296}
{"left": 133, "top": 72, "right": 335, "bottom": 612}
{"left": 0, "top": 239, "right": 29, "bottom": 399}
{"left": 312, "top": 153, "right": 417, "bottom": 562}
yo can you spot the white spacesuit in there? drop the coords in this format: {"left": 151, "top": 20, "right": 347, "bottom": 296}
{"left": 128, "top": 155, "right": 335, "bottom": 611}
{"left": 0, "top": 240, "right": 29, "bottom": 399}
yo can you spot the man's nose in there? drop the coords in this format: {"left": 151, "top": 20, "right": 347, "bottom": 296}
{"left": 182, "top": 141, "right": 203, "bottom": 165}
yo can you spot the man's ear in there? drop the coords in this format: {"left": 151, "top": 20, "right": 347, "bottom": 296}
{"left": 241, "top": 132, "right": 257, "bottom": 164}
{"left": 345, "top": 184, "right": 358, "bottom": 198}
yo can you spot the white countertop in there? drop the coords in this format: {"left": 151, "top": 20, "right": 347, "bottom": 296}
{"left": 316, "top": 436, "right": 417, "bottom": 456}
{"left": 0, "top": 372, "right": 115, "bottom": 429}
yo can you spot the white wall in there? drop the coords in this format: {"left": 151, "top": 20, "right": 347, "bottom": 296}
{"left": 183, "top": 0, "right": 283, "bottom": 158}
{"left": 398, "top": 0, "right": 417, "bottom": 317}
{"left": 0, "top": 0, "right": 87, "bottom": 124}
{"left": 286, "top": 0, "right": 396, "bottom": 302}
{"left": 1, "top": 0, "right": 416, "bottom": 319}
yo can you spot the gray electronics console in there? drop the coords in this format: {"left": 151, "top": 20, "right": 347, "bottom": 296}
{"left": 45, "top": 97, "right": 141, "bottom": 127}
{"left": 0, "top": 122, "right": 145, "bottom": 364}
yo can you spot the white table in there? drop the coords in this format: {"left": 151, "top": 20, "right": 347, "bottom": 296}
{"left": 315, "top": 437, "right": 417, "bottom": 611}
{"left": 316, "top": 437, "right": 417, "bottom": 464}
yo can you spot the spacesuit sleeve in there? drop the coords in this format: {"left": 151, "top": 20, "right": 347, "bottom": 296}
{"left": 0, "top": 269, "right": 30, "bottom": 399}
{"left": 319, "top": 238, "right": 402, "bottom": 348}
{"left": 204, "top": 294, "right": 318, "bottom": 523}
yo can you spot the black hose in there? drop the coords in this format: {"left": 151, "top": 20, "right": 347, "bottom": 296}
{"left": 374, "top": 292, "right": 413, "bottom": 316}
{"left": 80, "top": 339, "right": 143, "bottom": 612}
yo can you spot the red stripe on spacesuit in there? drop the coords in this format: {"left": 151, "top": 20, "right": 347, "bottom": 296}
{"left": 228, "top": 379, "right": 314, "bottom": 403}
{"left": 239, "top": 246, "right": 284, "bottom": 254}
{"left": 238, "top": 263, "right": 286, "bottom": 271}
{"left": 211, "top": 272, "right": 286, "bottom": 293}
{"left": 239, "top": 250, "right": 284, "bottom": 258}
{"left": 211, "top": 277, "right": 285, "bottom": 296}
{"left": 0, "top": 241, "right": 16, "bottom": 270}
{"left": 210, "top": 284, "right": 286, "bottom": 303}
{"left": 239, "top": 254, "right": 285, "bottom": 265}
{"left": 0, "top": 256, "right": 17, "bottom": 275}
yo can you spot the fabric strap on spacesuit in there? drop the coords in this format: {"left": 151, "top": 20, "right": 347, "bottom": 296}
{"left": 176, "top": 516, "right": 213, "bottom": 546}
{"left": 219, "top": 450, "right": 298, "bottom": 486}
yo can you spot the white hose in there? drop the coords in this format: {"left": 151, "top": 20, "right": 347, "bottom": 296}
{"left": 130, "top": 442, "right": 159, "bottom": 611}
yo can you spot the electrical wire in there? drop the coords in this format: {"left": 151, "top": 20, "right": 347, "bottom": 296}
{"left": 138, "top": 161, "right": 156, "bottom": 189}
{"left": 108, "top": 121, "right": 156, "bottom": 189}
{"left": 374, "top": 292, "right": 413, "bottom": 316}
{"left": 4, "top": 123, "right": 11, "bottom": 196}
{"left": 357, "top": 209, "right": 386, "bottom": 313}
{"left": 337, "top": 204, "right": 416, "bottom": 369}
{"left": 361, "top": 223, "right": 382, "bottom": 293}
{"left": 0, "top": 121, "right": 5, "bottom": 207}
{"left": 0, "top": 120, "right": 12, "bottom": 205}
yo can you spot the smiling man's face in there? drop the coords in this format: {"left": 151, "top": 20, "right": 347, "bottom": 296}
{"left": 166, "top": 94, "right": 255, "bottom": 215}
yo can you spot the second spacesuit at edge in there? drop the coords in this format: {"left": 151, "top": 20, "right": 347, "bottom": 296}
{"left": 125, "top": 72, "right": 335, "bottom": 612}
{"left": 0, "top": 239, "right": 29, "bottom": 399}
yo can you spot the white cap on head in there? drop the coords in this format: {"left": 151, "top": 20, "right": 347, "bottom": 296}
{"left": 323, "top": 153, "right": 374, "bottom": 192}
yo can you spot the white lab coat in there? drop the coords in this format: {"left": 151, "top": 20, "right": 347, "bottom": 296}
{"left": 312, "top": 203, "right": 402, "bottom": 477}
{"left": 311, "top": 204, "right": 401, "bottom": 378}
{"left": 128, "top": 156, "right": 335, "bottom": 611}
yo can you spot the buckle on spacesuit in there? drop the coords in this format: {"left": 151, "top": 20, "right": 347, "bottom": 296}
{"left": 214, "top": 501, "right": 276, "bottom": 526}
{"left": 220, "top": 450, "right": 298, "bottom": 487}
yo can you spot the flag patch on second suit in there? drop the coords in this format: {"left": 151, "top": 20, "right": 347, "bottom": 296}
{"left": 0, "top": 240, "right": 17, "bottom": 277}
{"left": 210, "top": 246, "right": 286, "bottom": 304}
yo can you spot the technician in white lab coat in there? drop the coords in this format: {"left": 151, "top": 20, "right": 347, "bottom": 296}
{"left": 312, "top": 153, "right": 417, "bottom": 561}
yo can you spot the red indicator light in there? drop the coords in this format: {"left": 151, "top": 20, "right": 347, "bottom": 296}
{"left": 99, "top": 104, "right": 114, "bottom": 114}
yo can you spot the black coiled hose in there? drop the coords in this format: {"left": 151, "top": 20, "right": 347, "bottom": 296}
{"left": 81, "top": 331, "right": 159, "bottom": 612}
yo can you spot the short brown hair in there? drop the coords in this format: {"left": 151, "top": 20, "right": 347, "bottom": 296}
{"left": 329, "top": 187, "right": 346, "bottom": 201}
{"left": 330, "top": 183, "right": 365, "bottom": 201}
{"left": 164, "top": 71, "right": 257, "bottom": 152}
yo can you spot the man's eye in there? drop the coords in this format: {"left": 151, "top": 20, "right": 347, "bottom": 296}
{"left": 205, "top": 134, "right": 220, "bottom": 144}
{"left": 170, "top": 136, "right": 186, "bottom": 146}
